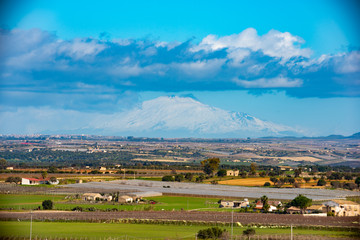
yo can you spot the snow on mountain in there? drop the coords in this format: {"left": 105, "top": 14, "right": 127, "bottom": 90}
{"left": 90, "top": 96, "right": 303, "bottom": 137}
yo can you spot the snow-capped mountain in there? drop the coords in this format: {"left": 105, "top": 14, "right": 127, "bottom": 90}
{"left": 89, "top": 96, "right": 303, "bottom": 138}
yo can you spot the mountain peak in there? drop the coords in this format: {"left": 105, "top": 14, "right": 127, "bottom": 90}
{"left": 91, "top": 96, "right": 303, "bottom": 138}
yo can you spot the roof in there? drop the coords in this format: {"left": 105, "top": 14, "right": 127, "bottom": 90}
{"left": 83, "top": 193, "right": 101, "bottom": 197}
{"left": 328, "top": 200, "right": 359, "bottom": 205}
{"left": 22, "top": 178, "right": 48, "bottom": 182}
{"left": 119, "top": 195, "right": 133, "bottom": 199}
{"left": 307, "top": 205, "right": 323, "bottom": 210}
{"left": 287, "top": 206, "right": 301, "bottom": 211}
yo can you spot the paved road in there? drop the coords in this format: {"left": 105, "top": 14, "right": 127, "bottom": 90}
{"left": 64, "top": 180, "right": 360, "bottom": 200}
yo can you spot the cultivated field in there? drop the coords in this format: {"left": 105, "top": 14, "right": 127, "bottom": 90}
{"left": 64, "top": 180, "right": 360, "bottom": 200}
{"left": 1, "top": 221, "right": 358, "bottom": 240}
{"left": 218, "top": 177, "right": 271, "bottom": 187}
{"left": 1, "top": 211, "right": 359, "bottom": 228}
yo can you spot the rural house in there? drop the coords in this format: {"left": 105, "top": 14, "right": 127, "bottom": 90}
{"left": 83, "top": 193, "right": 102, "bottom": 201}
{"left": 118, "top": 195, "right": 133, "bottom": 203}
{"left": 219, "top": 199, "right": 249, "bottom": 208}
{"left": 322, "top": 200, "right": 360, "bottom": 216}
{"left": 286, "top": 206, "right": 301, "bottom": 214}
{"left": 226, "top": 170, "right": 239, "bottom": 176}
{"left": 21, "top": 178, "right": 48, "bottom": 185}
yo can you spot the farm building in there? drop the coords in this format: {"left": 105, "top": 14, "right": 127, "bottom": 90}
{"left": 219, "top": 199, "right": 249, "bottom": 208}
{"left": 306, "top": 205, "right": 324, "bottom": 214}
{"left": 322, "top": 200, "right": 360, "bottom": 216}
{"left": 6, "top": 167, "right": 13, "bottom": 170}
{"left": 255, "top": 200, "right": 282, "bottom": 212}
{"left": 118, "top": 195, "right": 133, "bottom": 203}
{"left": 21, "top": 178, "right": 48, "bottom": 185}
{"left": 83, "top": 193, "right": 102, "bottom": 201}
{"left": 226, "top": 170, "right": 239, "bottom": 176}
{"left": 287, "top": 206, "right": 301, "bottom": 214}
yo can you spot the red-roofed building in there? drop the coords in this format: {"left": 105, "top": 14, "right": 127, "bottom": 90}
{"left": 21, "top": 177, "right": 58, "bottom": 185}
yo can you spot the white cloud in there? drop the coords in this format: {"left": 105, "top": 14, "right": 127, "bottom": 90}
{"left": 174, "top": 58, "right": 226, "bottom": 78}
{"left": 192, "top": 28, "right": 312, "bottom": 62}
{"left": 334, "top": 51, "right": 360, "bottom": 74}
{"left": 233, "top": 76, "right": 303, "bottom": 88}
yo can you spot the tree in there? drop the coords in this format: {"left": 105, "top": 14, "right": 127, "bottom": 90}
{"left": 201, "top": 158, "right": 220, "bottom": 176}
{"left": 217, "top": 169, "right": 227, "bottom": 177}
{"left": 197, "top": 227, "right": 226, "bottom": 239}
{"left": 317, "top": 178, "right": 326, "bottom": 186}
{"left": 0, "top": 159, "right": 7, "bottom": 169}
{"left": 270, "top": 177, "right": 278, "bottom": 185}
{"left": 290, "top": 194, "right": 312, "bottom": 213}
{"left": 355, "top": 177, "right": 360, "bottom": 187}
{"left": 162, "top": 175, "right": 174, "bottom": 182}
{"left": 41, "top": 171, "right": 48, "bottom": 179}
{"left": 243, "top": 228, "right": 255, "bottom": 239}
{"left": 294, "top": 167, "right": 302, "bottom": 178}
{"left": 304, "top": 177, "right": 311, "bottom": 183}
{"left": 49, "top": 177, "right": 57, "bottom": 183}
{"left": 184, "top": 173, "right": 193, "bottom": 181}
{"left": 42, "top": 200, "right": 53, "bottom": 210}
{"left": 259, "top": 171, "right": 266, "bottom": 177}
{"left": 174, "top": 174, "right": 184, "bottom": 182}
{"left": 344, "top": 174, "right": 353, "bottom": 181}
{"left": 250, "top": 163, "right": 257, "bottom": 175}
{"left": 260, "top": 195, "right": 269, "bottom": 212}
{"left": 263, "top": 182, "right": 271, "bottom": 187}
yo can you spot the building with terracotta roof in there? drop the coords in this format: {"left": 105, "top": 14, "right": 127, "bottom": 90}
{"left": 322, "top": 200, "right": 360, "bottom": 216}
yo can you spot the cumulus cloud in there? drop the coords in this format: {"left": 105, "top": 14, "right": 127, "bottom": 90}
{"left": 0, "top": 27, "right": 359, "bottom": 113}
{"left": 233, "top": 76, "right": 303, "bottom": 88}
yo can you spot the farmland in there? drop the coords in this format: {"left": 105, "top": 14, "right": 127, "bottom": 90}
{"left": 0, "top": 194, "right": 220, "bottom": 211}
{"left": 1, "top": 221, "right": 358, "bottom": 239}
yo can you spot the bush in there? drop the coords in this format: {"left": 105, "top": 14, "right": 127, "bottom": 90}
{"left": 72, "top": 206, "right": 83, "bottom": 211}
{"left": 197, "top": 227, "right": 226, "bottom": 239}
{"left": 263, "top": 182, "right": 271, "bottom": 187}
{"left": 162, "top": 175, "right": 174, "bottom": 182}
{"left": 343, "top": 182, "right": 357, "bottom": 190}
{"left": 42, "top": 200, "right": 53, "bottom": 210}
{"left": 243, "top": 228, "right": 256, "bottom": 237}
{"left": 174, "top": 174, "right": 184, "bottom": 182}
{"left": 327, "top": 211, "right": 335, "bottom": 217}
{"left": 217, "top": 169, "right": 227, "bottom": 177}
{"left": 317, "top": 179, "right": 326, "bottom": 186}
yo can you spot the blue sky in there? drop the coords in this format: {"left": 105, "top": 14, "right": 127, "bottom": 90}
{"left": 0, "top": 0, "right": 359, "bottom": 136}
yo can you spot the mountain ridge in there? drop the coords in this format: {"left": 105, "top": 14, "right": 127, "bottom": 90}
{"left": 88, "top": 96, "right": 303, "bottom": 138}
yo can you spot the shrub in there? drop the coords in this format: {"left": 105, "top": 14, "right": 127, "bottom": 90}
{"left": 330, "top": 181, "right": 342, "bottom": 188}
{"left": 174, "top": 174, "right": 184, "bottom": 182}
{"left": 263, "top": 182, "right": 271, "bottom": 187}
{"left": 243, "top": 228, "right": 256, "bottom": 237}
{"left": 72, "top": 206, "right": 83, "bottom": 212}
{"left": 343, "top": 182, "right": 357, "bottom": 190}
{"left": 162, "top": 175, "right": 174, "bottom": 182}
{"left": 197, "top": 227, "right": 226, "bottom": 239}
{"left": 327, "top": 211, "right": 335, "bottom": 217}
{"left": 317, "top": 179, "right": 326, "bottom": 186}
{"left": 42, "top": 200, "right": 53, "bottom": 210}
{"left": 217, "top": 169, "right": 227, "bottom": 177}
{"left": 304, "top": 177, "right": 311, "bottom": 183}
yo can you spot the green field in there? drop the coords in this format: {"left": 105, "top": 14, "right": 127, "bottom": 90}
{"left": 0, "top": 221, "right": 358, "bottom": 239}
{"left": 0, "top": 194, "right": 220, "bottom": 211}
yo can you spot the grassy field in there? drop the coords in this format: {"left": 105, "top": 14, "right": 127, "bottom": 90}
{"left": 218, "top": 177, "right": 271, "bottom": 187}
{"left": 0, "top": 194, "right": 221, "bottom": 211}
{"left": 0, "top": 221, "right": 358, "bottom": 239}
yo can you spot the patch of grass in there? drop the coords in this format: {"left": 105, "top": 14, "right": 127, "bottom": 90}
{"left": 0, "top": 221, "right": 358, "bottom": 239}
{"left": 0, "top": 194, "right": 222, "bottom": 212}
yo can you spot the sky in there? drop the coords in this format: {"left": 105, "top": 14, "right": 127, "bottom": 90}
{"left": 0, "top": 0, "right": 359, "bottom": 136}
